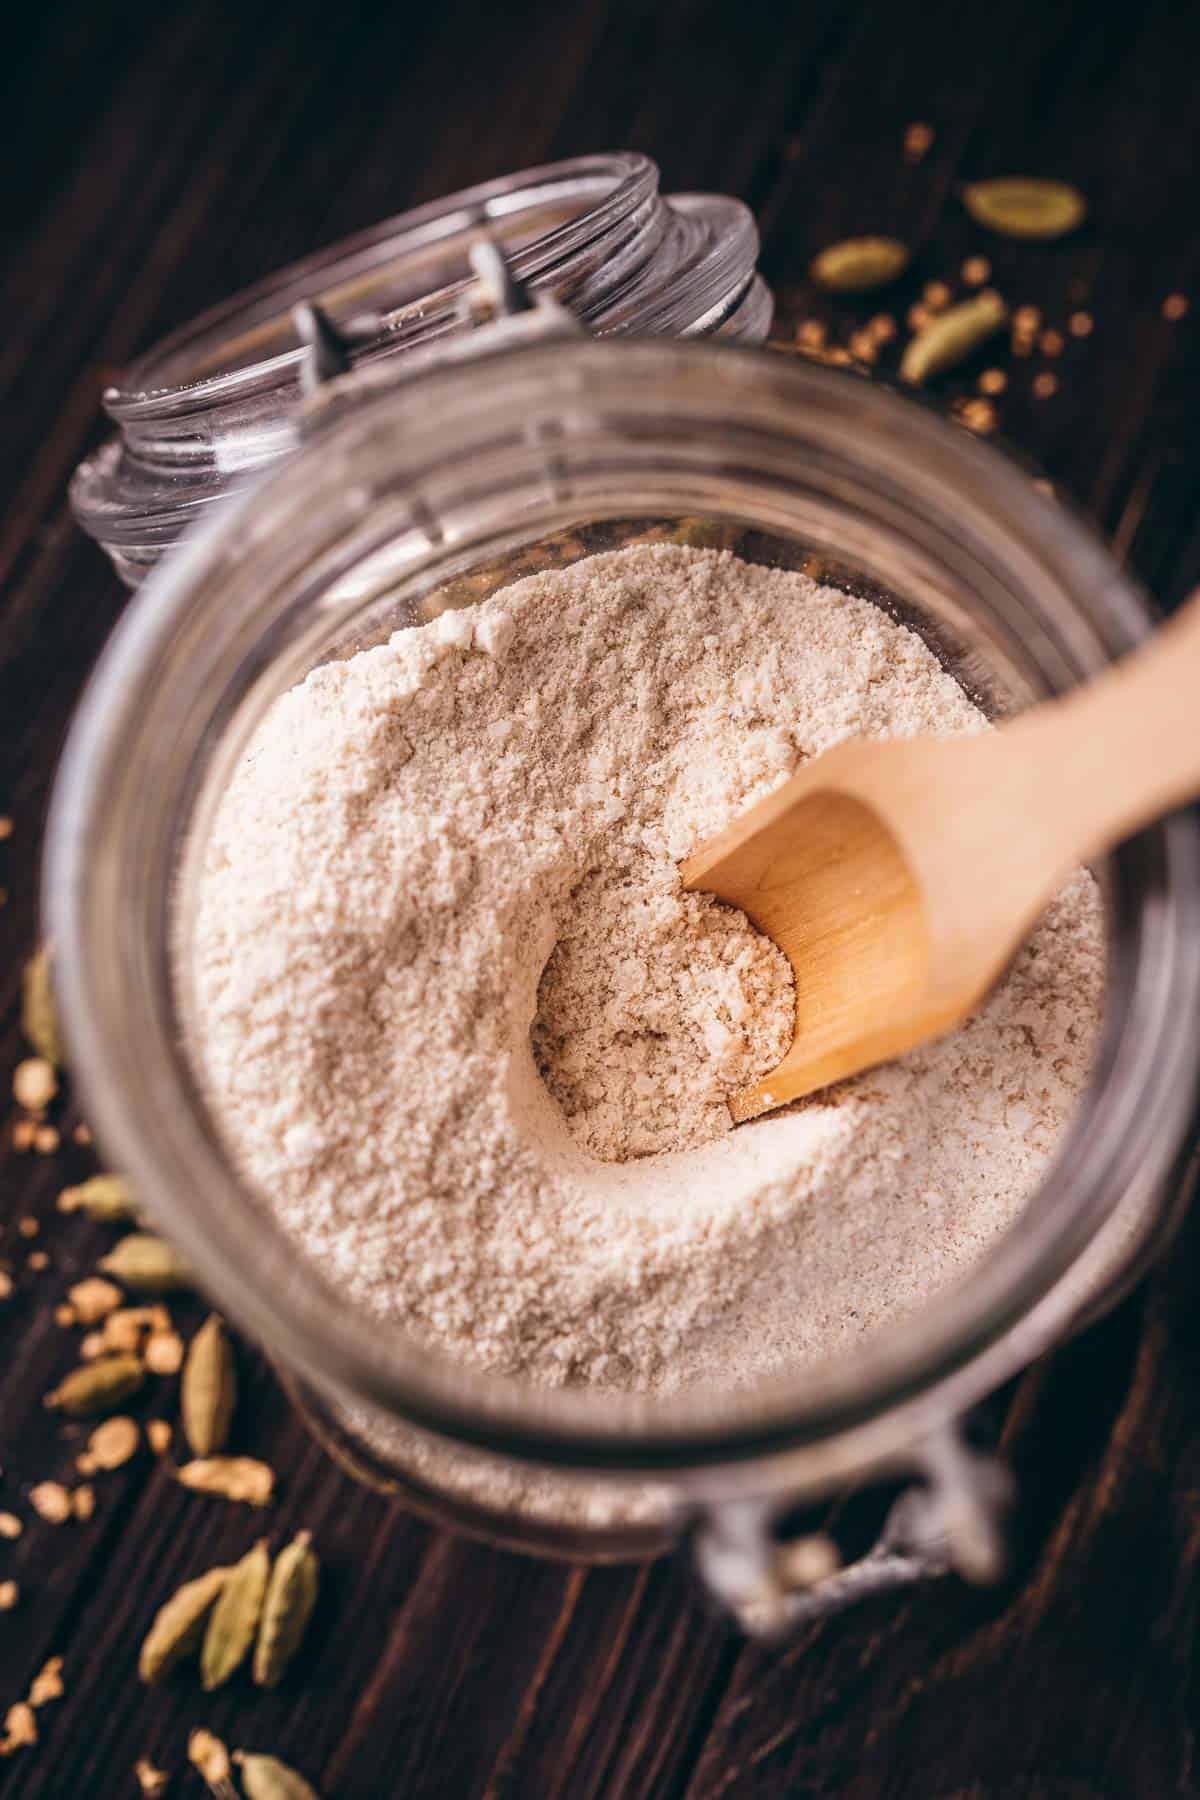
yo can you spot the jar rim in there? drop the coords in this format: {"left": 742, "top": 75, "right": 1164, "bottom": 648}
{"left": 109, "top": 152, "right": 660, "bottom": 411}
{"left": 47, "top": 337, "right": 1200, "bottom": 1475}
{"left": 70, "top": 156, "right": 770, "bottom": 585}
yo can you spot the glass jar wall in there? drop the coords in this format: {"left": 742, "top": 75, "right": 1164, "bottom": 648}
{"left": 47, "top": 337, "right": 1200, "bottom": 1619}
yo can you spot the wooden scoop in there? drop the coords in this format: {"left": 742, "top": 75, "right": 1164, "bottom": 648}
{"left": 681, "top": 590, "right": 1200, "bottom": 1122}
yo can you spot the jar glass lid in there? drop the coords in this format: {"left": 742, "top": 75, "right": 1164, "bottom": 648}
{"left": 71, "top": 153, "right": 772, "bottom": 585}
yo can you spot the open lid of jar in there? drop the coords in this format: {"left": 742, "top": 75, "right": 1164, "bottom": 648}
{"left": 70, "top": 152, "right": 772, "bottom": 585}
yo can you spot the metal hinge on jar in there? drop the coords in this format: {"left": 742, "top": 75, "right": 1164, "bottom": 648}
{"left": 292, "top": 232, "right": 581, "bottom": 432}
{"left": 690, "top": 1423, "right": 1014, "bottom": 1637}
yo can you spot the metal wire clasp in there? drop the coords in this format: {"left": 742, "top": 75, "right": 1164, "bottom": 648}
{"left": 691, "top": 1422, "right": 1014, "bottom": 1637}
{"left": 292, "top": 230, "right": 580, "bottom": 410}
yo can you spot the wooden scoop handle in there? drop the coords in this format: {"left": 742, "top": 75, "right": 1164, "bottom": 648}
{"left": 1001, "top": 586, "right": 1200, "bottom": 871}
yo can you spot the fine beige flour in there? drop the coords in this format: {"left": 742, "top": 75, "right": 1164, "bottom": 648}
{"left": 191, "top": 546, "right": 1103, "bottom": 1416}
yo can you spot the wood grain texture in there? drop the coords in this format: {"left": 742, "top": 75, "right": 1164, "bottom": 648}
{"left": 2, "top": 1, "right": 1200, "bottom": 1794}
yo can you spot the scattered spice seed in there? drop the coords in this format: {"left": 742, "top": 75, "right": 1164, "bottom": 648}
{"left": 236, "top": 1751, "right": 322, "bottom": 1800}
{"left": 80, "top": 1332, "right": 105, "bottom": 1360}
{"left": 922, "top": 280, "right": 952, "bottom": 310}
{"left": 47, "top": 1353, "right": 145, "bottom": 1418}
{"left": 776, "top": 1532, "right": 840, "bottom": 1588}
{"left": 796, "top": 318, "right": 827, "bottom": 349}
{"left": 1069, "top": 310, "right": 1094, "bottom": 337}
{"left": 71, "top": 1485, "right": 95, "bottom": 1520}
{"left": 147, "top": 1419, "right": 173, "bottom": 1456}
{"left": 670, "top": 518, "right": 745, "bottom": 552}
{"left": 34, "top": 1126, "right": 60, "bottom": 1156}
{"left": 13, "top": 1058, "right": 56, "bottom": 1115}
{"left": 75, "top": 1453, "right": 97, "bottom": 1476}
{"left": 903, "top": 121, "right": 934, "bottom": 162}
{"left": 810, "top": 236, "right": 910, "bottom": 293}
{"left": 202, "top": 1541, "right": 271, "bottom": 1690}
{"left": 847, "top": 329, "right": 879, "bottom": 364}
{"left": 27, "top": 1251, "right": 49, "bottom": 1272}
{"left": 182, "top": 1316, "right": 237, "bottom": 1457}
{"left": 11, "top": 1121, "right": 34, "bottom": 1153}
{"left": 253, "top": 1532, "right": 319, "bottom": 1688}
{"left": 72, "top": 1124, "right": 92, "bottom": 1147}
{"left": 1163, "top": 292, "right": 1189, "bottom": 321}
{"left": 0, "top": 1582, "right": 18, "bottom": 1611}
{"left": 0, "top": 1513, "right": 22, "bottom": 1539}
{"left": 67, "top": 1277, "right": 123, "bottom": 1325}
{"left": 145, "top": 1331, "right": 185, "bottom": 1376}
{"left": 901, "top": 290, "right": 1007, "bottom": 385}
{"left": 1011, "top": 334, "right": 1034, "bottom": 358}
{"left": 28, "top": 1659, "right": 63, "bottom": 1708}
{"left": 135, "top": 1759, "right": 170, "bottom": 1797}
{"left": 0, "top": 1271, "right": 11, "bottom": 1301}
{"left": 962, "top": 176, "right": 1086, "bottom": 239}
{"left": 665, "top": 522, "right": 741, "bottom": 554}
{"left": 58, "top": 1174, "right": 137, "bottom": 1223}
{"left": 176, "top": 1457, "right": 275, "bottom": 1506}
{"left": 959, "top": 398, "right": 998, "bottom": 434}
{"left": 29, "top": 1483, "right": 72, "bottom": 1524}
{"left": 140, "top": 1566, "right": 232, "bottom": 1684}
{"left": 55, "top": 1303, "right": 75, "bottom": 1327}
{"left": 17, "top": 1217, "right": 39, "bottom": 1240}
{"left": 1033, "top": 371, "right": 1060, "bottom": 398}
{"left": 0, "top": 817, "right": 11, "bottom": 840}
{"left": 1040, "top": 328, "right": 1065, "bottom": 356}
{"left": 99, "top": 1312, "right": 142, "bottom": 1353}
{"left": 239, "top": 1755, "right": 319, "bottom": 1800}
{"left": 906, "top": 302, "right": 932, "bottom": 333}
{"left": 867, "top": 313, "right": 896, "bottom": 344}
{"left": 1, "top": 1701, "right": 37, "bottom": 1755}
{"left": 21, "top": 946, "right": 62, "bottom": 1068}
{"left": 1013, "top": 304, "right": 1041, "bottom": 337}
{"left": 189, "top": 1728, "right": 232, "bottom": 1787}
{"left": 962, "top": 255, "right": 991, "bottom": 286}
{"left": 102, "top": 1305, "right": 169, "bottom": 1354}
{"left": 87, "top": 1415, "right": 140, "bottom": 1470}
{"left": 99, "top": 1234, "right": 193, "bottom": 1294}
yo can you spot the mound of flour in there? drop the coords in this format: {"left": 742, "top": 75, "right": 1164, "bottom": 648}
{"left": 190, "top": 546, "right": 1104, "bottom": 1395}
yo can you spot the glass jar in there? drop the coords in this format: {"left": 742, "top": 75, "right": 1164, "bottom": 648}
{"left": 47, "top": 318, "right": 1200, "bottom": 1632}
{"left": 69, "top": 153, "right": 771, "bottom": 586}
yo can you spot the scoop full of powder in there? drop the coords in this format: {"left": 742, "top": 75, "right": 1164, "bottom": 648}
{"left": 532, "top": 856, "right": 794, "bottom": 1159}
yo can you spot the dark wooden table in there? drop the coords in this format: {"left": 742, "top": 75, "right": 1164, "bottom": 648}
{"left": 5, "top": 1, "right": 1200, "bottom": 1793}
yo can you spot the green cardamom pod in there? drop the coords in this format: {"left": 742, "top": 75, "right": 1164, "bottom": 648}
{"left": 99, "top": 1233, "right": 193, "bottom": 1294}
{"left": 668, "top": 519, "right": 744, "bottom": 552}
{"left": 21, "top": 945, "right": 63, "bottom": 1066}
{"left": 900, "top": 291, "right": 1007, "bottom": 385}
{"left": 58, "top": 1174, "right": 139, "bottom": 1223}
{"left": 138, "top": 1565, "right": 229, "bottom": 1684}
{"left": 46, "top": 1354, "right": 145, "bottom": 1418}
{"left": 201, "top": 1539, "right": 270, "bottom": 1690}
{"left": 810, "top": 236, "right": 910, "bottom": 293}
{"left": 181, "top": 1315, "right": 237, "bottom": 1457}
{"left": 962, "top": 177, "right": 1086, "bottom": 240}
{"left": 253, "top": 1532, "right": 319, "bottom": 1688}
{"left": 235, "top": 1753, "right": 322, "bottom": 1800}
